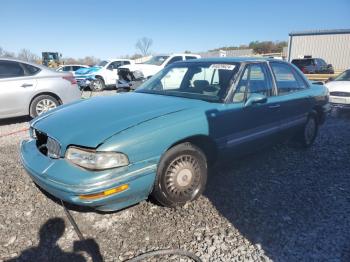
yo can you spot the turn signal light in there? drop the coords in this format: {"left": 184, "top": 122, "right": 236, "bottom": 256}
{"left": 79, "top": 184, "right": 129, "bottom": 200}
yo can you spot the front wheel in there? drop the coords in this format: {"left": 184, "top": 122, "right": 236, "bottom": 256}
{"left": 91, "top": 77, "right": 105, "bottom": 91}
{"left": 151, "top": 142, "right": 207, "bottom": 207}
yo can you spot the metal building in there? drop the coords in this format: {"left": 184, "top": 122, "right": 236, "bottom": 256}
{"left": 288, "top": 29, "right": 350, "bottom": 71}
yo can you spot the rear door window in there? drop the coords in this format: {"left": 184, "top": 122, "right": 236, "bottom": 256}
{"left": 0, "top": 61, "right": 25, "bottom": 78}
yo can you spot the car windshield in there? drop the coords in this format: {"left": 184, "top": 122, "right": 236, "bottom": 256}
{"left": 136, "top": 62, "right": 240, "bottom": 102}
{"left": 334, "top": 70, "right": 350, "bottom": 81}
{"left": 97, "top": 60, "right": 108, "bottom": 67}
{"left": 143, "top": 56, "right": 170, "bottom": 66}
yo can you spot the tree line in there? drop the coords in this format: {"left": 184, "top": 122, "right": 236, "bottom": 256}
{"left": 210, "top": 40, "right": 288, "bottom": 54}
{"left": 1, "top": 38, "right": 287, "bottom": 65}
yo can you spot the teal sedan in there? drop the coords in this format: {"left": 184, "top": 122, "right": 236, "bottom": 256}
{"left": 20, "top": 58, "right": 330, "bottom": 212}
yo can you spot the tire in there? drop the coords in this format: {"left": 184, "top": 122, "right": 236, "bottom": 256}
{"left": 30, "top": 95, "right": 60, "bottom": 118}
{"left": 151, "top": 142, "right": 207, "bottom": 207}
{"left": 297, "top": 112, "right": 319, "bottom": 148}
{"left": 91, "top": 77, "right": 105, "bottom": 91}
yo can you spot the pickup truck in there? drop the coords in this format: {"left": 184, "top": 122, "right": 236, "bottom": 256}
{"left": 75, "top": 59, "right": 134, "bottom": 91}
{"left": 117, "top": 54, "right": 200, "bottom": 90}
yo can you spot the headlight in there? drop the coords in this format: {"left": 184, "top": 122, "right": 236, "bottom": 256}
{"left": 29, "top": 127, "right": 37, "bottom": 139}
{"left": 66, "top": 146, "right": 129, "bottom": 170}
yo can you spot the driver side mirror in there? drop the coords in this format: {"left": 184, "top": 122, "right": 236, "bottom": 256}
{"left": 244, "top": 93, "right": 267, "bottom": 107}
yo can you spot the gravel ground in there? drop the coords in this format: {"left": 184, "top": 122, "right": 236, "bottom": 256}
{"left": 0, "top": 93, "right": 349, "bottom": 261}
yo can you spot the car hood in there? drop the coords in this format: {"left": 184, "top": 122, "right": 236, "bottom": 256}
{"left": 325, "top": 81, "right": 350, "bottom": 92}
{"left": 32, "top": 93, "right": 199, "bottom": 149}
{"left": 75, "top": 66, "right": 101, "bottom": 76}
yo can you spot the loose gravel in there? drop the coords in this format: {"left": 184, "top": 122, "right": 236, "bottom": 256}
{"left": 0, "top": 93, "right": 349, "bottom": 261}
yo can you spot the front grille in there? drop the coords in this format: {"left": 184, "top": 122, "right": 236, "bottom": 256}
{"left": 330, "top": 91, "right": 350, "bottom": 97}
{"left": 34, "top": 130, "right": 61, "bottom": 159}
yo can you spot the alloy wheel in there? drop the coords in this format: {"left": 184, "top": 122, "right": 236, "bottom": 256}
{"left": 35, "top": 99, "right": 57, "bottom": 115}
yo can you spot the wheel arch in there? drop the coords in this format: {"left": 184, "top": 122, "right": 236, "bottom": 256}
{"left": 311, "top": 105, "right": 324, "bottom": 124}
{"left": 167, "top": 135, "right": 218, "bottom": 165}
{"left": 28, "top": 92, "right": 62, "bottom": 117}
{"left": 29, "top": 92, "right": 62, "bottom": 111}
{"left": 94, "top": 75, "right": 105, "bottom": 82}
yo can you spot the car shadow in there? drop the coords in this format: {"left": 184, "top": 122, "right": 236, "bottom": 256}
{"left": 0, "top": 116, "right": 31, "bottom": 126}
{"left": 203, "top": 110, "right": 350, "bottom": 260}
{"left": 6, "top": 217, "right": 103, "bottom": 262}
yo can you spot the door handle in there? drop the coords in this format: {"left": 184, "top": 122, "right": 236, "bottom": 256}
{"left": 21, "top": 83, "right": 33, "bottom": 88}
{"left": 268, "top": 104, "right": 280, "bottom": 109}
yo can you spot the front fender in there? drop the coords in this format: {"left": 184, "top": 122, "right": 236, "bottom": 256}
{"left": 98, "top": 109, "right": 209, "bottom": 164}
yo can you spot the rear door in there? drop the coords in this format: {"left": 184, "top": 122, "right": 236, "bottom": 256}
{"left": 269, "top": 61, "right": 312, "bottom": 137}
{"left": 0, "top": 60, "right": 37, "bottom": 117}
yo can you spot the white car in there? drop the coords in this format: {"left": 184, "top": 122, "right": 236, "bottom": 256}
{"left": 0, "top": 58, "right": 81, "bottom": 119}
{"left": 325, "top": 69, "right": 350, "bottom": 109}
{"left": 56, "top": 64, "right": 89, "bottom": 76}
{"left": 118, "top": 54, "right": 200, "bottom": 89}
{"left": 75, "top": 59, "right": 134, "bottom": 91}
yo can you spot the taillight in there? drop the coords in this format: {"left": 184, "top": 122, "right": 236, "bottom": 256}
{"left": 63, "top": 75, "right": 77, "bottom": 85}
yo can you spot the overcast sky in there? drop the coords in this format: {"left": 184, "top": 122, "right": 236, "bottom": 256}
{"left": 1, "top": 0, "right": 350, "bottom": 58}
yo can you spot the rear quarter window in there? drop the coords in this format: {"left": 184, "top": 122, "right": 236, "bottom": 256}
{"left": 270, "top": 62, "right": 308, "bottom": 95}
{"left": 22, "top": 63, "right": 41, "bottom": 76}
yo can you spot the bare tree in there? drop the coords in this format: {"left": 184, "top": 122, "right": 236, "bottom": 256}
{"left": 0, "top": 46, "right": 15, "bottom": 58}
{"left": 3, "top": 51, "right": 15, "bottom": 58}
{"left": 135, "top": 37, "right": 153, "bottom": 56}
{"left": 17, "top": 48, "right": 39, "bottom": 62}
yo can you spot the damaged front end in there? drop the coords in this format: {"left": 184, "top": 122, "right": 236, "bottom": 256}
{"left": 117, "top": 68, "right": 146, "bottom": 91}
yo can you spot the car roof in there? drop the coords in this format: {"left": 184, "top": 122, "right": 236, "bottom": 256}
{"left": 0, "top": 57, "right": 49, "bottom": 69}
{"left": 183, "top": 56, "right": 283, "bottom": 63}
{"left": 107, "top": 58, "right": 133, "bottom": 62}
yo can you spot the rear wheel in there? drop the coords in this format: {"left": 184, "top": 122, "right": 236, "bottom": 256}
{"left": 30, "top": 95, "right": 59, "bottom": 118}
{"left": 91, "top": 77, "right": 105, "bottom": 91}
{"left": 151, "top": 142, "right": 207, "bottom": 207}
{"left": 298, "top": 113, "right": 318, "bottom": 148}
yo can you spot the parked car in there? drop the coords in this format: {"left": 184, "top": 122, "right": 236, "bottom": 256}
{"left": 291, "top": 58, "right": 334, "bottom": 74}
{"left": 325, "top": 69, "right": 350, "bottom": 109}
{"left": 56, "top": 64, "right": 90, "bottom": 76}
{"left": 0, "top": 58, "right": 81, "bottom": 119}
{"left": 21, "top": 58, "right": 329, "bottom": 212}
{"left": 117, "top": 53, "right": 200, "bottom": 90}
{"left": 75, "top": 59, "right": 134, "bottom": 91}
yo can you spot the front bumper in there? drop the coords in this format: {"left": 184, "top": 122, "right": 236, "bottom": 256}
{"left": 20, "top": 139, "right": 157, "bottom": 211}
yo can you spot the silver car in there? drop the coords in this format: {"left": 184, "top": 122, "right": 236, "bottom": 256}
{"left": 0, "top": 58, "right": 81, "bottom": 119}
